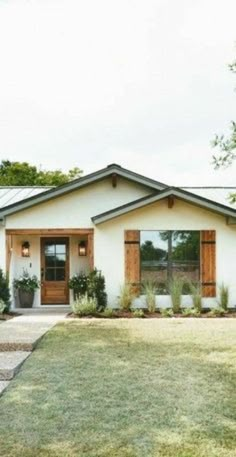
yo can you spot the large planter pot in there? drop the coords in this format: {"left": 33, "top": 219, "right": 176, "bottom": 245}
{"left": 18, "top": 289, "right": 35, "bottom": 308}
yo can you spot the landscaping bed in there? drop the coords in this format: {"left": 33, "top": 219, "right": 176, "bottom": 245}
{"left": 67, "top": 308, "right": 236, "bottom": 319}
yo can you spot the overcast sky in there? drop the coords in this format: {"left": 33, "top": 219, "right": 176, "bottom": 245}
{"left": 0, "top": 0, "right": 236, "bottom": 186}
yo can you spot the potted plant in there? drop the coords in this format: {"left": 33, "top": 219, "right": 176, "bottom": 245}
{"left": 13, "top": 269, "right": 40, "bottom": 308}
{"left": 69, "top": 272, "right": 88, "bottom": 300}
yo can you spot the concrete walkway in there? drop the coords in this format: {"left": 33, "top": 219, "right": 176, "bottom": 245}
{"left": 0, "top": 312, "right": 67, "bottom": 395}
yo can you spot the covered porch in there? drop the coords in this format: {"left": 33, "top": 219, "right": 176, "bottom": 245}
{"left": 6, "top": 228, "right": 94, "bottom": 309}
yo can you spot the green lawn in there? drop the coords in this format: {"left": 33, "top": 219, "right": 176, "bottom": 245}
{"left": 1, "top": 319, "right": 236, "bottom": 457}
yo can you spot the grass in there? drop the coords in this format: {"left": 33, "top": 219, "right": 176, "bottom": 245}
{"left": 1, "top": 319, "right": 236, "bottom": 456}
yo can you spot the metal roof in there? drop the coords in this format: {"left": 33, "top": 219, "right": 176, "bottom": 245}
{"left": 181, "top": 188, "right": 236, "bottom": 210}
{"left": 0, "top": 187, "right": 53, "bottom": 209}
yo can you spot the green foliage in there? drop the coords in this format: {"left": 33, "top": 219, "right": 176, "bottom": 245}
{"left": 218, "top": 283, "right": 229, "bottom": 311}
{"left": 101, "top": 308, "right": 114, "bottom": 318}
{"left": 142, "top": 280, "right": 157, "bottom": 312}
{"left": 13, "top": 269, "right": 40, "bottom": 292}
{"left": 118, "top": 283, "right": 134, "bottom": 311}
{"left": 132, "top": 309, "right": 145, "bottom": 318}
{"left": 0, "top": 160, "right": 82, "bottom": 186}
{"left": 71, "top": 293, "right": 97, "bottom": 316}
{"left": 160, "top": 308, "right": 174, "bottom": 317}
{"left": 212, "top": 55, "right": 236, "bottom": 185}
{"left": 140, "top": 240, "right": 166, "bottom": 262}
{"left": 189, "top": 282, "right": 202, "bottom": 313}
{"left": 0, "top": 269, "right": 10, "bottom": 312}
{"left": 182, "top": 307, "right": 200, "bottom": 317}
{"left": 87, "top": 269, "right": 107, "bottom": 312}
{"left": 169, "top": 278, "right": 183, "bottom": 313}
{"left": 0, "top": 299, "right": 6, "bottom": 314}
{"left": 69, "top": 273, "right": 88, "bottom": 297}
{"left": 208, "top": 306, "right": 227, "bottom": 317}
{"left": 69, "top": 269, "right": 107, "bottom": 311}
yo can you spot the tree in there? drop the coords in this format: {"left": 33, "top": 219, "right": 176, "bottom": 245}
{"left": 140, "top": 240, "right": 167, "bottom": 262}
{"left": 0, "top": 160, "right": 82, "bottom": 186}
{"left": 212, "top": 58, "right": 236, "bottom": 169}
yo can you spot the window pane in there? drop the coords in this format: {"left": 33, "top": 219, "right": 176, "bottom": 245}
{"left": 171, "top": 231, "right": 200, "bottom": 262}
{"left": 172, "top": 263, "right": 200, "bottom": 282}
{"left": 55, "top": 268, "right": 66, "bottom": 281}
{"left": 55, "top": 254, "right": 66, "bottom": 267}
{"left": 55, "top": 244, "right": 66, "bottom": 254}
{"left": 44, "top": 244, "right": 55, "bottom": 255}
{"left": 45, "top": 268, "right": 55, "bottom": 281}
{"left": 140, "top": 231, "right": 168, "bottom": 292}
{"left": 171, "top": 231, "right": 200, "bottom": 293}
{"left": 45, "top": 255, "right": 55, "bottom": 267}
{"left": 140, "top": 230, "right": 200, "bottom": 295}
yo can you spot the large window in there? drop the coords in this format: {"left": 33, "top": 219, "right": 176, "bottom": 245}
{"left": 140, "top": 230, "right": 200, "bottom": 294}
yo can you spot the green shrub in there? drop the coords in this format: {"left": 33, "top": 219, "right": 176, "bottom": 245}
{"left": 118, "top": 283, "right": 134, "bottom": 311}
{"left": 132, "top": 309, "right": 145, "bottom": 318}
{"left": 189, "top": 282, "right": 202, "bottom": 313}
{"left": 0, "top": 269, "right": 10, "bottom": 312}
{"left": 69, "top": 272, "right": 88, "bottom": 298}
{"left": 182, "top": 307, "right": 200, "bottom": 317}
{"left": 208, "top": 306, "right": 227, "bottom": 317}
{"left": 169, "top": 278, "right": 183, "bottom": 313}
{"left": 69, "top": 269, "right": 107, "bottom": 311}
{"left": 88, "top": 269, "right": 107, "bottom": 312}
{"left": 101, "top": 308, "right": 114, "bottom": 318}
{"left": 71, "top": 294, "right": 97, "bottom": 316}
{"left": 0, "top": 299, "right": 6, "bottom": 314}
{"left": 160, "top": 308, "right": 174, "bottom": 317}
{"left": 142, "top": 280, "right": 157, "bottom": 313}
{"left": 219, "top": 283, "right": 229, "bottom": 311}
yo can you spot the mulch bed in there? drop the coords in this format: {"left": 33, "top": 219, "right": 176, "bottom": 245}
{"left": 67, "top": 310, "right": 236, "bottom": 319}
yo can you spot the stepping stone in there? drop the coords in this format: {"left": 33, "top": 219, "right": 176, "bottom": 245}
{"left": 0, "top": 381, "right": 10, "bottom": 395}
{"left": 0, "top": 315, "right": 66, "bottom": 351}
{"left": 0, "top": 351, "right": 31, "bottom": 380}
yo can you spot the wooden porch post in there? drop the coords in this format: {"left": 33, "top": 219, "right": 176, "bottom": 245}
{"left": 5, "top": 234, "right": 13, "bottom": 281}
{"left": 87, "top": 232, "right": 94, "bottom": 271}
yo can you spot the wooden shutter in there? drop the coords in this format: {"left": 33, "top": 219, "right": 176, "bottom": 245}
{"left": 201, "top": 230, "right": 216, "bottom": 297}
{"left": 124, "top": 230, "right": 140, "bottom": 294}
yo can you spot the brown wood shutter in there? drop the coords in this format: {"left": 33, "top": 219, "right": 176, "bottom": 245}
{"left": 201, "top": 230, "right": 216, "bottom": 297}
{"left": 124, "top": 230, "right": 140, "bottom": 294}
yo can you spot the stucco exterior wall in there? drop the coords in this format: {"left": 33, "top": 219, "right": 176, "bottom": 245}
{"left": 5, "top": 177, "right": 150, "bottom": 229}
{"left": 94, "top": 198, "right": 236, "bottom": 307}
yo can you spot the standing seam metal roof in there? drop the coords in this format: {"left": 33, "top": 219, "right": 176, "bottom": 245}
{"left": 0, "top": 187, "right": 53, "bottom": 209}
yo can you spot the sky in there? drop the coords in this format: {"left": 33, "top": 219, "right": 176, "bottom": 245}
{"left": 0, "top": 0, "right": 236, "bottom": 186}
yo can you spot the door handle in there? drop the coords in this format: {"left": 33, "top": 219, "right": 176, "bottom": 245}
{"left": 41, "top": 268, "right": 44, "bottom": 281}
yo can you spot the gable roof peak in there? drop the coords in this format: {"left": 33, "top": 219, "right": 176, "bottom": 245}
{"left": 107, "top": 163, "right": 122, "bottom": 168}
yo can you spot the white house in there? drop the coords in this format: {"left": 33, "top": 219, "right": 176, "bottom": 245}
{"left": 1, "top": 163, "right": 236, "bottom": 310}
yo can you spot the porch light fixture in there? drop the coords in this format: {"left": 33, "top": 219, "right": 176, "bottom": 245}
{"left": 21, "top": 241, "right": 30, "bottom": 257}
{"left": 78, "top": 240, "right": 87, "bottom": 256}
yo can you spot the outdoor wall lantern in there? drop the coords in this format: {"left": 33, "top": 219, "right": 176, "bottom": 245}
{"left": 78, "top": 240, "right": 87, "bottom": 256}
{"left": 21, "top": 241, "right": 30, "bottom": 257}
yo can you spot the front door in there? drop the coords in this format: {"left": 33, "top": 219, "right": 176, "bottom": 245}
{"left": 41, "top": 238, "right": 69, "bottom": 304}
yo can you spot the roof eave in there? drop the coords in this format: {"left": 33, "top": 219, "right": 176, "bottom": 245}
{"left": 92, "top": 188, "right": 236, "bottom": 224}
{"left": 0, "top": 164, "right": 167, "bottom": 217}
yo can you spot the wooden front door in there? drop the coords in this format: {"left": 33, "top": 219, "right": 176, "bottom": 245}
{"left": 41, "top": 238, "right": 69, "bottom": 304}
